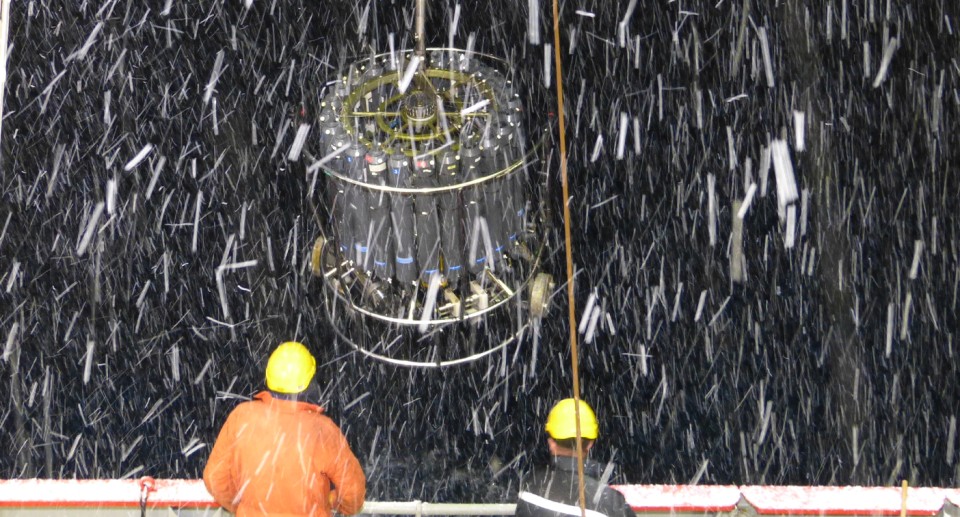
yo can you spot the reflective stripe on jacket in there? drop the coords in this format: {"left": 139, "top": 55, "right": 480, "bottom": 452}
{"left": 516, "top": 456, "right": 634, "bottom": 517}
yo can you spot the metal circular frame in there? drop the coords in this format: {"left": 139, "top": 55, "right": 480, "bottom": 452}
{"left": 316, "top": 130, "right": 547, "bottom": 194}
{"left": 315, "top": 47, "right": 553, "bottom": 367}
{"left": 340, "top": 68, "right": 499, "bottom": 149}
{"left": 318, "top": 223, "right": 549, "bottom": 326}
{"left": 337, "top": 48, "right": 516, "bottom": 153}
{"left": 321, "top": 280, "right": 529, "bottom": 368}
{"left": 341, "top": 47, "right": 516, "bottom": 84}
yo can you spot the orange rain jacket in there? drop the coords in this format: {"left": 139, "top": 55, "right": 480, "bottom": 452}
{"left": 204, "top": 391, "right": 366, "bottom": 517}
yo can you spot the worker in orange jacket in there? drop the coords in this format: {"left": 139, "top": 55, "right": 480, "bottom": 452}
{"left": 204, "top": 342, "right": 366, "bottom": 517}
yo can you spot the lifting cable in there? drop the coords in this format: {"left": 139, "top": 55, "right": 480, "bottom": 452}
{"left": 549, "top": 2, "right": 588, "bottom": 517}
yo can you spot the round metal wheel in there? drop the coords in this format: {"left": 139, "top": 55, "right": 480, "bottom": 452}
{"left": 529, "top": 272, "right": 554, "bottom": 320}
{"left": 310, "top": 236, "right": 326, "bottom": 277}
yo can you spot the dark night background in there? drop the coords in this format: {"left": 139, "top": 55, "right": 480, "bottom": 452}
{"left": 2, "top": 0, "right": 960, "bottom": 502}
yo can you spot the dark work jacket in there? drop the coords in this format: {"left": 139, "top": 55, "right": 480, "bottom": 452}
{"left": 516, "top": 456, "right": 635, "bottom": 517}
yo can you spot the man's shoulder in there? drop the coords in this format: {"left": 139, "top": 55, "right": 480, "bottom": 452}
{"left": 597, "top": 485, "right": 632, "bottom": 517}
{"left": 598, "top": 484, "right": 627, "bottom": 502}
{"left": 229, "top": 398, "right": 262, "bottom": 415}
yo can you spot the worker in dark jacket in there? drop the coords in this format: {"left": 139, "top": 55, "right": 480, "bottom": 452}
{"left": 516, "top": 399, "right": 635, "bottom": 517}
{"left": 204, "top": 341, "right": 366, "bottom": 517}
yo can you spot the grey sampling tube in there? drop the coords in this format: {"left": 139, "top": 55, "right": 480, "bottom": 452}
{"left": 494, "top": 119, "right": 520, "bottom": 246}
{"left": 320, "top": 94, "right": 342, "bottom": 113}
{"left": 413, "top": 154, "right": 441, "bottom": 284}
{"left": 388, "top": 152, "right": 418, "bottom": 285}
{"left": 366, "top": 148, "right": 394, "bottom": 280}
{"left": 329, "top": 129, "right": 354, "bottom": 256}
{"left": 479, "top": 131, "right": 507, "bottom": 257}
{"left": 437, "top": 149, "right": 462, "bottom": 289}
{"left": 318, "top": 109, "right": 342, "bottom": 227}
{"left": 345, "top": 140, "right": 371, "bottom": 267}
{"left": 501, "top": 103, "right": 528, "bottom": 241}
{"left": 460, "top": 145, "right": 484, "bottom": 275}
{"left": 318, "top": 109, "right": 341, "bottom": 151}
{"left": 361, "top": 62, "right": 384, "bottom": 137}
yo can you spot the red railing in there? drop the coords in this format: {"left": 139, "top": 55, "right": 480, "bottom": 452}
{"left": 0, "top": 479, "right": 958, "bottom": 515}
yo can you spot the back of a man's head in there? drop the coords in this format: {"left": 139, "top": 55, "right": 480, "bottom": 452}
{"left": 551, "top": 437, "right": 595, "bottom": 455}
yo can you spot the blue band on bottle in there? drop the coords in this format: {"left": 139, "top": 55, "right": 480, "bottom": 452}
{"left": 424, "top": 269, "right": 439, "bottom": 274}
{"left": 341, "top": 245, "right": 349, "bottom": 251}
{"left": 476, "top": 257, "right": 486, "bottom": 263}
{"left": 509, "top": 234, "right": 517, "bottom": 241}
{"left": 355, "top": 244, "right": 368, "bottom": 252}
{"left": 374, "top": 261, "right": 387, "bottom": 267}
{"left": 396, "top": 256, "right": 414, "bottom": 264}
{"left": 347, "top": 156, "right": 353, "bottom": 162}
{"left": 448, "top": 265, "right": 461, "bottom": 271}
{"left": 518, "top": 209, "right": 525, "bottom": 216}
{"left": 495, "top": 245, "right": 504, "bottom": 252}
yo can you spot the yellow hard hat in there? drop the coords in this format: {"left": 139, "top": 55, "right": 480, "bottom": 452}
{"left": 545, "top": 398, "right": 598, "bottom": 440}
{"left": 265, "top": 342, "right": 316, "bottom": 394}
